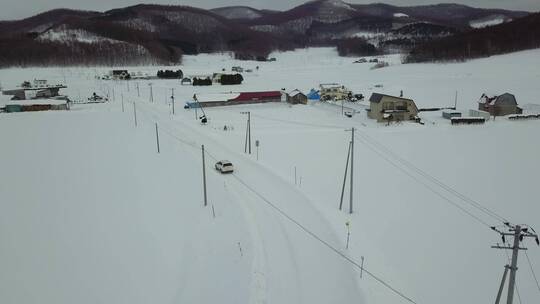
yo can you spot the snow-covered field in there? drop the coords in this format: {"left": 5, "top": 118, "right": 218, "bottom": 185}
{"left": 1, "top": 47, "right": 540, "bottom": 304}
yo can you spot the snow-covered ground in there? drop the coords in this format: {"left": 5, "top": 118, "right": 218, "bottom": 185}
{"left": 1, "top": 47, "right": 540, "bottom": 304}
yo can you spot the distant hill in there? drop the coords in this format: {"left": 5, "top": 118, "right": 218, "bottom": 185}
{"left": 0, "top": 1, "right": 531, "bottom": 67}
{"left": 405, "top": 12, "right": 540, "bottom": 63}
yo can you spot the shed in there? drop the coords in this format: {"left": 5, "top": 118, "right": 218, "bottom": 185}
{"left": 478, "top": 93, "right": 522, "bottom": 116}
{"left": 287, "top": 90, "right": 308, "bottom": 105}
{"left": 442, "top": 110, "right": 462, "bottom": 119}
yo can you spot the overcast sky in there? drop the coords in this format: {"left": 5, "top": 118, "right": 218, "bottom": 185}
{"left": 1, "top": 0, "right": 539, "bottom": 20}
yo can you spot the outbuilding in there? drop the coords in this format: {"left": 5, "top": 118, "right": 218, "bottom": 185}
{"left": 478, "top": 93, "right": 523, "bottom": 116}
{"left": 190, "top": 91, "right": 285, "bottom": 108}
{"left": 287, "top": 90, "right": 308, "bottom": 105}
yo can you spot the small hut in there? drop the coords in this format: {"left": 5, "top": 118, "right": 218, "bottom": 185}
{"left": 287, "top": 90, "right": 308, "bottom": 105}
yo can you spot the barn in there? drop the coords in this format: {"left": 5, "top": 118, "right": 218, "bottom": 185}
{"left": 189, "top": 91, "right": 285, "bottom": 108}
{"left": 478, "top": 93, "right": 523, "bottom": 116}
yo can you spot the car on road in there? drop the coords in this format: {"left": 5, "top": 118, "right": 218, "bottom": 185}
{"left": 215, "top": 160, "right": 234, "bottom": 174}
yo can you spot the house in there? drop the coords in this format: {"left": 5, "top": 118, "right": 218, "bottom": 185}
{"left": 319, "top": 83, "right": 351, "bottom": 101}
{"left": 367, "top": 93, "right": 419, "bottom": 122}
{"left": 190, "top": 91, "right": 285, "bottom": 108}
{"left": 287, "top": 90, "right": 308, "bottom": 105}
{"left": 478, "top": 93, "right": 522, "bottom": 116}
{"left": 3, "top": 83, "right": 67, "bottom": 100}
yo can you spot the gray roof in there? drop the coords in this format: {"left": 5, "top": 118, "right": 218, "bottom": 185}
{"left": 494, "top": 93, "right": 517, "bottom": 106}
{"left": 369, "top": 93, "right": 413, "bottom": 103}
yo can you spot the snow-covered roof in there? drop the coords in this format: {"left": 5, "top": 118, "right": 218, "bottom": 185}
{"left": 320, "top": 83, "right": 342, "bottom": 89}
{"left": 194, "top": 93, "right": 240, "bottom": 103}
{"left": 0, "top": 99, "right": 68, "bottom": 106}
{"left": 289, "top": 89, "right": 305, "bottom": 97}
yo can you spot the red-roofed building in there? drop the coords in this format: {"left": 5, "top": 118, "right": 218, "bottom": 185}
{"left": 191, "top": 91, "right": 285, "bottom": 108}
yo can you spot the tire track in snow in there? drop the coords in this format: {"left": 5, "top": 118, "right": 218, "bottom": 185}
{"left": 131, "top": 96, "right": 363, "bottom": 304}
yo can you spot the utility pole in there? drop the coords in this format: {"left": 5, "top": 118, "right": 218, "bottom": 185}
{"left": 339, "top": 142, "right": 352, "bottom": 211}
{"left": 149, "top": 83, "right": 153, "bottom": 103}
{"left": 454, "top": 90, "right": 458, "bottom": 110}
{"left": 201, "top": 145, "right": 208, "bottom": 207}
{"left": 349, "top": 127, "right": 354, "bottom": 214}
{"left": 121, "top": 94, "right": 124, "bottom": 112}
{"left": 339, "top": 128, "right": 355, "bottom": 214}
{"left": 171, "top": 88, "right": 175, "bottom": 115}
{"left": 155, "top": 123, "right": 160, "bottom": 154}
{"left": 137, "top": 82, "right": 140, "bottom": 97}
{"left": 491, "top": 223, "right": 539, "bottom": 304}
{"left": 133, "top": 102, "right": 138, "bottom": 127}
{"left": 241, "top": 111, "right": 251, "bottom": 154}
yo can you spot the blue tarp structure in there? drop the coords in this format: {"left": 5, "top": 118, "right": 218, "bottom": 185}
{"left": 307, "top": 89, "right": 320, "bottom": 100}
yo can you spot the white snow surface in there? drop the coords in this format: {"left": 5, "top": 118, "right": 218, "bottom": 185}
{"left": 1, "top": 47, "right": 540, "bottom": 304}
{"left": 38, "top": 26, "right": 120, "bottom": 44}
{"left": 393, "top": 13, "right": 409, "bottom": 18}
{"left": 469, "top": 15, "right": 507, "bottom": 28}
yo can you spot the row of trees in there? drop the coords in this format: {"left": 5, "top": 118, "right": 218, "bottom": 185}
{"left": 405, "top": 12, "right": 540, "bottom": 63}
{"left": 334, "top": 38, "right": 378, "bottom": 57}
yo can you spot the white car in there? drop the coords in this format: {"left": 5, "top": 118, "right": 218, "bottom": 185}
{"left": 215, "top": 160, "right": 234, "bottom": 174}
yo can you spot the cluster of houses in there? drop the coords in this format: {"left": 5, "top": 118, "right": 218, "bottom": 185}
{"left": 1, "top": 79, "right": 70, "bottom": 113}
{"left": 183, "top": 85, "right": 529, "bottom": 126}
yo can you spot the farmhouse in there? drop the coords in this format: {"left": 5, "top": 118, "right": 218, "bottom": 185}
{"left": 319, "top": 83, "right": 351, "bottom": 101}
{"left": 367, "top": 93, "right": 419, "bottom": 122}
{"left": 3, "top": 81, "right": 67, "bottom": 100}
{"left": 478, "top": 93, "right": 522, "bottom": 116}
{"left": 189, "top": 91, "right": 285, "bottom": 108}
{"left": 287, "top": 90, "right": 308, "bottom": 105}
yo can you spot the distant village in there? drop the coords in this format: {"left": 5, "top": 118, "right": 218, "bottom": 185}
{"left": 1, "top": 67, "right": 535, "bottom": 125}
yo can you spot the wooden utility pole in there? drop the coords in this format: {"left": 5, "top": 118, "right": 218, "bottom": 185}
{"left": 133, "top": 102, "right": 138, "bottom": 127}
{"left": 339, "top": 128, "right": 355, "bottom": 214}
{"left": 155, "top": 123, "right": 160, "bottom": 153}
{"left": 241, "top": 111, "right": 251, "bottom": 154}
{"left": 349, "top": 127, "right": 355, "bottom": 214}
{"left": 491, "top": 223, "right": 539, "bottom": 304}
{"left": 339, "top": 142, "right": 352, "bottom": 211}
{"left": 149, "top": 83, "right": 154, "bottom": 103}
{"left": 201, "top": 145, "right": 208, "bottom": 207}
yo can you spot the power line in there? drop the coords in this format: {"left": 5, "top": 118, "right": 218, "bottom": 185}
{"left": 352, "top": 132, "right": 493, "bottom": 228}
{"left": 128, "top": 100, "right": 418, "bottom": 304}
{"left": 525, "top": 250, "right": 540, "bottom": 293}
{"left": 354, "top": 130, "right": 508, "bottom": 224}
{"left": 231, "top": 174, "right": 418, "bottom": 304}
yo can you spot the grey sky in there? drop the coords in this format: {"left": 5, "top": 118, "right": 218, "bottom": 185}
{"left": 1, "top": 0, "right": 539, "bottom": 20}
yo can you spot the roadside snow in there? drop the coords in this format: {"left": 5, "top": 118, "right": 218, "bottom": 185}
{"left": 1, "top": 47, "right": 540, "bottom": 304}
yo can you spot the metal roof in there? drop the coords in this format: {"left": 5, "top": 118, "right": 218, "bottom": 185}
{"left": 369, "top": 93, "right": 413, "bottom": 103}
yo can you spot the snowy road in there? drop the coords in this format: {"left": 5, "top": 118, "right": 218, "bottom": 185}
{"left": 132, "top": 98, "right": 365, "bottom": 303}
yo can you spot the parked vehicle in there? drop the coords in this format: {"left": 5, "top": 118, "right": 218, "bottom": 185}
{"left": 215, "top": 160, "right": 234, "bottom": 174}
